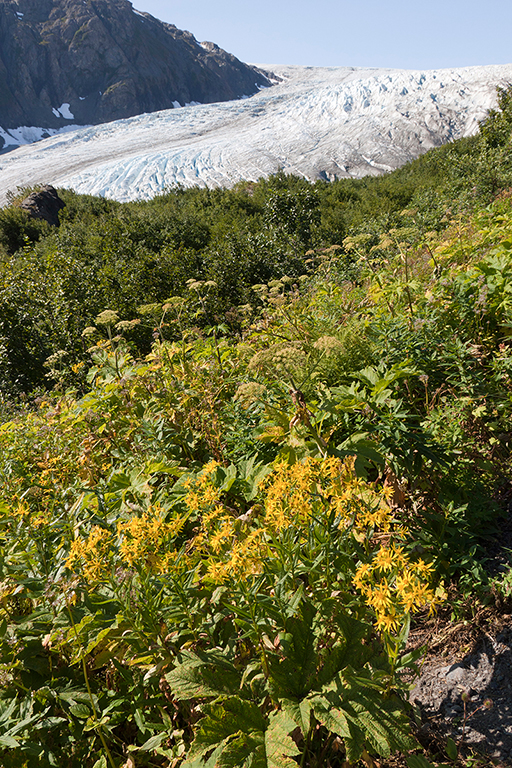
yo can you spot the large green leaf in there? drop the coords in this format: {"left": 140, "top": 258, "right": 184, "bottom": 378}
{"left": 310, "top": 695, "right": 351, "bottom": 741}
{"left": 315, "top": 608, "right": 376, "bottom": 687}
{"left": 329, "top": 673, "right": 414, "bottom": 756}
{"left": 280, "top": 698, "right": 311, "bottom": 738}
{"left": 265, "top": 710, "right": 301, "bottom": 768}
{"left": 216, "top": 732, "right": 266, "bottom": 768}
{"left": 165, "top": 650, "right": 242, "bottom": 700}
{"left": 188, "top": 697, "right": 267, "bottom": 762}
{"left": 267, "top": 602, "right": 317, "bottom": 700}
{"left": 182, "top": 744, "right": 225, "bottom": 768}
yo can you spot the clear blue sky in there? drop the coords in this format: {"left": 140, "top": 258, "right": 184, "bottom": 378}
{"left": 132, "top": 0, "right": 512, "bottom": 70}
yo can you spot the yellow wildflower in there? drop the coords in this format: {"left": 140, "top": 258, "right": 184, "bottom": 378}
{"left": 367, "top": 581, "right": 393, "bottom": 613}
{"left": 375, "top": 610, "right": 400, "bottom": 632}
{"left": 374, "top": 546, "right": 395, "bottom": 572}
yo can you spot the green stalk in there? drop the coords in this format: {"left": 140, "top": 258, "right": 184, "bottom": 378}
{"left": 66, "top": 599, "right": 117, "bottom": 768}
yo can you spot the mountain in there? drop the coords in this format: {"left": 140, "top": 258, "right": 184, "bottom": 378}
{"left": 1, "top": 63, "right": 512, "bottom": 204}
{"left": 0, "top": 0, "right": 271, "bottom": 149}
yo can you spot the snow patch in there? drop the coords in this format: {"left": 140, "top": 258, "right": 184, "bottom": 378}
{"left": 172, "top": 101, "right": 182, "bottom": 109}
{"left": 16, "top": 11, "right": 23, "bottom": 18}
{"left": 0, "top": 124, "right": 91, "bottom": 151}
{"left": 52, "top": 103, "right": 75, "bottom": 120}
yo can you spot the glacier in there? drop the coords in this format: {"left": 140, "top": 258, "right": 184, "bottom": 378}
{"left": 0, "top": 63, "right": 511, "bottom": 204}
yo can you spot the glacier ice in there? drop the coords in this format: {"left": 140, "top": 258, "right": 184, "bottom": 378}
{"left": 0, "top": 63, "right": 511, "bottom": 204}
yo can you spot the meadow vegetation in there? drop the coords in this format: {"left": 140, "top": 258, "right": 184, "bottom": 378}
{"left": 1, "top": 88, "right": 512, "bottom": 767}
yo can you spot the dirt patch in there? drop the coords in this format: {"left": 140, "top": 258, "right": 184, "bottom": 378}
{"left": 407, "top": 606, "right": 512, "bottom": 764}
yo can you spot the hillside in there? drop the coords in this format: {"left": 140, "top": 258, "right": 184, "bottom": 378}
{"left": 1, "top": 84, "right": 512, "bottom": 768}
{"left": 0, "top": 0, "right": 271, "bottom": 150}
{"left": 1, "top": 62, "right": 512, "bottom": 202}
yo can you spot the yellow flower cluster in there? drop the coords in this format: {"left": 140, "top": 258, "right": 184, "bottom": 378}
{"left": 67, "top": 507, "right": 188, "bottom": 582}
{"left": 185, "top": 456, "right": 400, "bottom": 586}
{"left": 262, "top": 456, "right": 394, "bottom": 534}
{"left": 65, "top": 454, "right": 441, "bottom": 635}
{"left": 181, "top": 461, "right": 265, "bottom": 583}
{"left": 353, "top": 544, "right": 438, "bottom": 632}
{"left": 67, "top": 525, "right": 113, "bottom": 583}
{"left": 183, "top": 460, "right": 222, "bottom": 512}
{"left": 117, "top": 508, "right": 187, "bottom": 573}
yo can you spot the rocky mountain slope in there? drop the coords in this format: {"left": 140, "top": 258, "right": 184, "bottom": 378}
{"left": 0, "top": 0, "right": 271, "bottom": 149}
{"left": 1, "top": 63, "right": 512, "bottom": 203}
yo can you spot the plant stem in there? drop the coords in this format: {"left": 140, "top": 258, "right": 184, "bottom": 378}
{"left": 66, "top": 599, "right": 118, "bottom": 768}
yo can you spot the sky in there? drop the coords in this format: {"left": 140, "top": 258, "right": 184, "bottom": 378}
{"left": 132, "top": 0, "right": 512, "bottom": 71}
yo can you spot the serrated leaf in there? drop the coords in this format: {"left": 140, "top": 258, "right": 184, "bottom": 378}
{"left": 165, "top": 650, "right": 242, "bottom": 700}
{"left": 69, "top": 703, "right": 91, "bottom": 719}
{"left": 189, "top": 697, "right": 267, "bottom": 761}
{"left": 216, "top": 732, "right": 265, "bottom": 768}
{"left": 281, "top": 698, "right": 311, "bottom": 737}
{"left": 268, "top": 603, "right": 317, "bottom": 700}
{"left": 345, "top": 691, "right": 415, "bottom": 755}
{"left": 182, "top": 743, "right": 225, "bottom": 768}
{"left": 311, "top": 697, "right": 351, "bottom": 740}
{"left": 350, "top": 708, "right": 392, "bottom": 756}
{"left": 265, "top": 709, "right": 301, "bottom": 768}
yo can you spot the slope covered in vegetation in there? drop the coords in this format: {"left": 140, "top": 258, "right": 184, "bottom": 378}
{"left": 1, "top": 88, "right": 512, "bottom": 768}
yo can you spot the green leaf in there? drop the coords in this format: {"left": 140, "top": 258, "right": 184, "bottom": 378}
{"left": 349, "top": 705, "right": 393, "bottom": 756}
{"left": 216, "top": 732, "right": 265, "bottom": 768}
{"left": 0, "top": 697, "right": 18, "bottom": 724}
{"left": 92, "top": 757, "right": 108, "bottom": 768}
{"left": 189, "top": 697, "right": 267, "bottom": 761}
{"left": 165, "top": 650, "right": 242, "bottom": 700}
{"left": 446, "top": 737, "right": 458, "bottom": 761}
{"left": 407, "top": 755, "right": 437, "bottom": 768}
{"left": 0, "top": 734, "right": 20, "bottom": 748}
{"left": 139, "top": 732, "right": 168, "bottom": 752}
{"left": 2, "top": 706, "right": 50, "bottom": 738}
{"left": 182, "top": 744, "right": 225, "bottom": 768}
{"left": 316, "top": 610, "right": 374, "bottom": 686}
{"left": 311, "top": 696, "right": 352, "bottom": 741}
{"left": 265, "top": 710, "right": 301, "bottom": 768}
{"left": 69, "top": 703, "right": 91, "bottom": 719}
{"left": 281, "top": 698, "right": 311, "bottom": 737}
{"left": 218, "top": 464, "right": 237, "bottom": 493}
{"left": 267, "top": 603, "right": 317, "bottom": 699}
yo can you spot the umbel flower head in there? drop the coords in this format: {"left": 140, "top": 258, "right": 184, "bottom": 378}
{"left": 95, "top": 310, "right": 120, "bottom": 327}
{"left": 313, "top": 335, "right": 344, "bottom": 356}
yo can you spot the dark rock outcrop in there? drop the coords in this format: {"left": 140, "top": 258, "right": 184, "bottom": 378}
{"left": 20, "top": 184, "right": 65, "bottom": 225}
{"left": 0, "top": 0, "right": 272, "bottom": 141}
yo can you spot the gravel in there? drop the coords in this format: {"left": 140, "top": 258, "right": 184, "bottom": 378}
{"left": 411, "top": 625, "right": 512, "bottom": 761}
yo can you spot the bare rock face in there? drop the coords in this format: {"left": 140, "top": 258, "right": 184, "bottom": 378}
{"left": 0, "top": 0, "right": 271, "bottom": 145}
{"left": 20, "top": 185, "right": 65, "bottom": 226}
